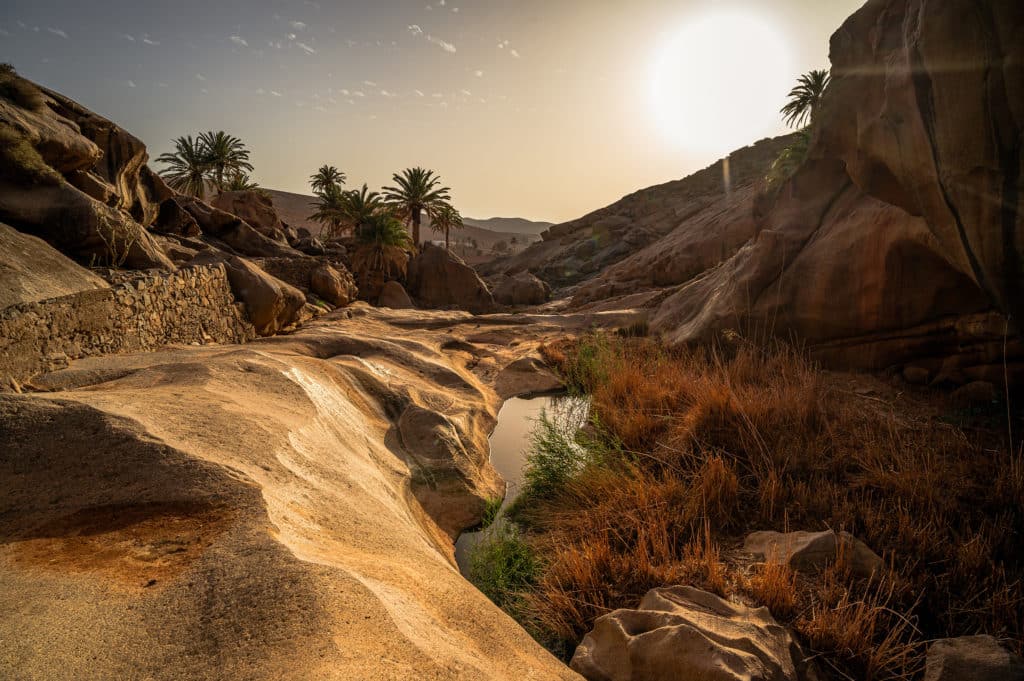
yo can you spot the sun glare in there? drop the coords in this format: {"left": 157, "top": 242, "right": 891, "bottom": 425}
{"left": 650, "top": 8, "right": 796, "bottom": 156}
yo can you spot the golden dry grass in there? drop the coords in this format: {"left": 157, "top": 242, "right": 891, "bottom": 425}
{"left": 516, "top": 332, "right": 1024, "bottom": 678}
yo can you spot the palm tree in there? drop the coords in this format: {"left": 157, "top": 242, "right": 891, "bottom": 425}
{"left": 780, "top": 69, "right": 831, "bottom": 129}
{"left": 350, "top": 211, "right": 413, "bottom": 302}
{"left": 429, "top": 203, "right": 463, "bottom": 250}
{"left": 382, "top": 167, "right": 451, "bottom": 246}
{"left": 309, "top": 183, "right": 386, "bottom": 240}
{"left": 310, "top": 165, "right": 346, "bottom": 195}
{"left": 156, "top": 136, "right": 211, "bottom": 199}
{"left": 199, "top": 131, "right": 253, "bottom": 194}
{"left": 225, "top": 172, "right": 260, "bottom": 192}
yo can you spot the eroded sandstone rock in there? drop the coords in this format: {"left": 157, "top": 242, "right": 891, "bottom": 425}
{"left": 0, "top": 222, "right": 108, "bottom": 309}
{"left": 310, "top": 263, "right": 357, "bottom": 308}
{"left": 924, "top": 635, "right": 1024, "bottom": 681}
{"left": 407, "top": 244, "right": 495, "bottom": 314}
{"left": 378, "top": 280, "right": 414, "bottom": 309}
{"left": 744, "top": 530, "right": 883, "bottom": 579}
{"left": 189, "top": 251, "right": 305, "bottom": 335}
{"left": 494, "top": 271, "right": 551, "bottom": 307}
{"left": 571, "top": 586, "right": 802, "bottom": 681}
{"left": 211, "top": 190, "right": 288, "bottom": 242}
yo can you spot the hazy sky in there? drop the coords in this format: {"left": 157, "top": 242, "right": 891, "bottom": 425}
{"left": 1, "top": 0, "right": 863, "bottom": 222}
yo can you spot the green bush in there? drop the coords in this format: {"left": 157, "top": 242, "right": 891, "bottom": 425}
{"left": 0, "top": 122, "right": 60, "bottom": 185}
{"left": 0, "top": 64, "right": 46, "bottom": 111}
{"left": 467, "top": 522, "right": 538, "bottom": 614}
{"left": 765, "top": 128, "right": 811, "bottom": 191}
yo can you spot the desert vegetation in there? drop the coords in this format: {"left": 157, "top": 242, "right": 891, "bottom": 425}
{"left": 767, "top": 69, "right": 831, "bottom": 190}
{"left": 156, "top": 131, "right": 256, "bottom": 198}
{"left": 470, "top": 332, "right": 1024, "bottom": 679}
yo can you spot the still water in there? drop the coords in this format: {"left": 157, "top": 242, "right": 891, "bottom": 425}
{"left": 454, "top": 394, "right": 587, "bottom": 572}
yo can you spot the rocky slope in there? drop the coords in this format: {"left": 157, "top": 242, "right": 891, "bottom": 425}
{"left": 497, "top": 0, "right": 1023, "bottom": 384}
{"left": 484, "top": 135, "right": 797, "bottom": 289}
{"left": 1, "top": 304, "right": 641, "bottom": 680}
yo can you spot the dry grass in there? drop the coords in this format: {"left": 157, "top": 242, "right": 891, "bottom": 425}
{"left": 0, "top": 63, "right": 46, "bottom": 111}
{"left": 504, "top": 332, "right": 1024, "bottom": 678}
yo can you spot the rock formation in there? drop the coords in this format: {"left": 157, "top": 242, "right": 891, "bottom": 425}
{"left": 407, "top": 244, "right": 496, "bottom": 314}
{"left": 501, "top": 0, "right": 1024, "bottom": 383}
{"left": 744, "top": 530, "right": 884, "bottom": 579}
{"left": 211, "top": 190, "right": 289, "bottom": 243}
{"left": 570, "top": 586, "right": 804, "bottom": 681}
{"left": 0, "top": 304, "right": 643, "bottom": 680}
{"left": 924, "top": 635, "right": 1024, "bottom": 681}
{"left": 493, "top": 271, "right": 551, "bottom": 307}
{"left": 378, "top": 280, "right": 415, "bottom": 309}
{"left": 0, "top": 222, "right": 108, "bottom": 308}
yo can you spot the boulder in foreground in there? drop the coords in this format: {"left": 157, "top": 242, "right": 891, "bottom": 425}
{"left": 924, "top": 635, "right": 1024, "bottom": 681}
{"left": 0, "top": 222, "right": 108, "bottom": 309}
{"left": 744, "top": 529, "right": 884, "bottom": 578}
{"left": 571, "top": 585, "right": 802, "bottom": 681}
{"left": 407, "top": 244, "right": 495, "bottom": 314}
{"left": 493, "top": 271, "right": 551, "bottom": 307}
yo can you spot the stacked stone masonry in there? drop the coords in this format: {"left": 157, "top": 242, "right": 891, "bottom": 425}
{"left": 0, "top": 264, "right": 256, "bottom": 387}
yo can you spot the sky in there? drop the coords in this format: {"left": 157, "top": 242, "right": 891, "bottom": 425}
{"left": 1, "top": 0, "right": 864, "bottom": 222}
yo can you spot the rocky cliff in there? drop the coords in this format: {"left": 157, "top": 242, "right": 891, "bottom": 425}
{"left": 525, "top": 0, "right": 1022, "bottom": 383}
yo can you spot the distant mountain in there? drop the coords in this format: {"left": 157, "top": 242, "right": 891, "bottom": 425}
{"left": 262, "top": 188, "right": 320, "bottom": 234}
{"left": 461, "top": 217, "right": 552, "bottom": 236}
{"left": 263, "top": 187, "right": 550, "bottom": 264}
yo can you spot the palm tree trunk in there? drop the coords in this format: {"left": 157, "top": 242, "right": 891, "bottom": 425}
{"left": 445, "top": 227, "right": 450, "bottom": 251}
{"left": 412, "top": 209, "right": 421, "bottom": 246}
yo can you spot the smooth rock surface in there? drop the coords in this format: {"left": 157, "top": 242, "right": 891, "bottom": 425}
{"left": 310, "top": 263, "right": 357, "bottom": 308}
{"left": 571, "top": 586, "right": 801, "bottom": 681}
{"left": 924, "top": 635, "right": 1024, "bottom": 681}
{"left": 0, "top": 222, "right": 108, "bottom": 308}
{"left": 744, "top": 530, "right": 884, "bottom": 578}
{"left": 494, "top": 271, "right": 551, "bottom": 307}
{"left": 407, "top": 244, "right": 496, "bottom": 314}
{"left": 378, "top": 280, "right": 415, "bottom": 309}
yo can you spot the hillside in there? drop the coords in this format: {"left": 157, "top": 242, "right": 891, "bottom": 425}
{"left": 481, "top": 134, "right": 797, "bottom": 288}
{"left": 264, "top": 188, "right": 548, "bottom": 263}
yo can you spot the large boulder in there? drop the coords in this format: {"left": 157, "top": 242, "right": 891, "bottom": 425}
{"left": 310, "top": 263, "right": 357, "bottom": 308}
{"left": 0, "top": 222, "right": 108, "bottom": 309}
{"left": 493, "top": 271, "right": 551, "bottom": 307}
{"left": 169, "top": 196, "right": 301, "bottom": 258}
{"left": 744, "top": 530, "right": 884, "bottom": 579}
{"left": 188, "top": 251, "right": 305, "bottom": 335}
{"left": 924, "top": 636, "right": 1024, "bottom": 681}
{"left": 378, "top": 280, "right": 414, "bottom": 309}
{"left": 643, "top": 0, "right": 1024, "bottom": 378}
{"left": 571, "top": 586, "right": 803, "bottom": 681}
{"left": 210, "top": 190, "right": 288, "bottom": 243}
{"left": 406, "top": 244, "right": 495, "bottom": 314}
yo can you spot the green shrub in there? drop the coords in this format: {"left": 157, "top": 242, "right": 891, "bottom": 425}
{"left": 0, "top": 64, "right": 46, "bottom": 111}
{"left": 765, "top": 128, "right": 811, "bottom": 191}
{"left": 479, "top": 496, "right": 503, "bottom": 530}
{"left": 468, "top": 522, "right": 538, "bottom": 614}
{"left": 0, "top": 122, "right": 60, "bottom": 185}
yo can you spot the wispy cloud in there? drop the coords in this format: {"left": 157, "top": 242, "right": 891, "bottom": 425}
{"left": 510, "top": 49, "right": 521, "bottom": 58}
{"left": 413, "top": 89, "right": 425, "bottom": 97}
{"left": 296, "top": 41, "right": 316, "bottom": 54}
{"left": 407, "top": 25, "right": 423, "bottom": 36}
{"left": 195, "top": 73, "right": 207, "bottom": 81}
{"left": 142, "top": 37, "right": 159, "bottom": 46}
{"left": 380, "top": 89, "right": 396, "bottom": 97}
{"left": 363, "top": 80, "right": 377, "bottom": 87}
{"left": 459, "top": 89, "right": 472, "bottom": 96}
{"left": 121, "top": 33, "right": 135, "bottom": 42}
{"left": 474, "top": 70, "right": 483, "bottom": 77}
{"left": 271, "top": 90, "right": 283, "bottom": 97}
{"left": 230, "top": 35, "right": 248, "bottom": 47}
{"left": 126, "top": 80, "right": 136, "bottom": 88}
{"left": 427, "top": 35, "right": 456, "bottom": 53}
{"left": 46, "top": 27, "right": 68, "bottom": 39}
{"left": 290, "top": 20, "right": 307, "bottom": 30}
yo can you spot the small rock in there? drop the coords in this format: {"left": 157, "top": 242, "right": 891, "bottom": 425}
{"left": 903, "top": 366, "right": 930, "bottom": 385}
{"left": 744, "top": 530, "right": 884, "bottom": 578}
{"left": 924, "top": 635, "right": 1024, "bottom": 681}
{"left": 951, "top": 381, "right": 998, "bottom": 407}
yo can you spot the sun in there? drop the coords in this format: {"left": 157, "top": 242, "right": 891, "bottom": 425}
{"left": 649, "top": 8, "right": 796, "bottom": 156}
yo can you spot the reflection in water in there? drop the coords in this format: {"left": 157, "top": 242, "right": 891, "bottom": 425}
{"left": 455, "top": 395, "right": 588, "bottom": 572}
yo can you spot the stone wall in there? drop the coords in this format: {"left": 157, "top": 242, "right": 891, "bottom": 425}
{"left": 0, "top": 264, "right": 256, "bottom": 387}
{"left": 255, "top": 255, "right": 347, "bottom": 292}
